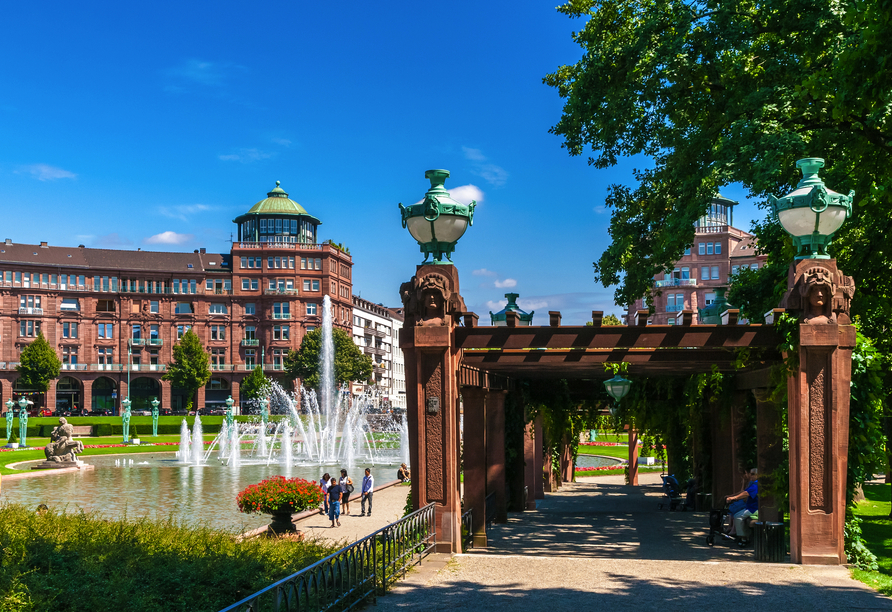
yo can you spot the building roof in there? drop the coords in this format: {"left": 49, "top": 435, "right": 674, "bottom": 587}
{"left": 234, "top": 182, "right": 321, "bottom": 225}
{"left": 0, "top": 240, "right": 227, "bottom": 273}
{"left": 730, "top": 236, "right": 761, "bottom": 258}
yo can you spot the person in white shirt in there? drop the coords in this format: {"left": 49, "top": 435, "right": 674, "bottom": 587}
{"left": 360, "top": 468, "right": 374, "bottom": 516}
{"left": 339, "top": 469, "right": 354, "bottom": 515}
{"left": 320, "top": 472, "right": 330, "bottom": 515}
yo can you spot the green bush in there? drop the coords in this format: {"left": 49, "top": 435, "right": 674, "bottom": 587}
{"left": 95, "top": 423, "right": 113, "bottom": 436}
{"left": 0, "top": 503, "right": 336, "bottom": 612}
{"left": 130, "top": 424, "right": 139, "bottom": 439}
{"left": 7, "top": 428, "right": 17, "bottom": 444}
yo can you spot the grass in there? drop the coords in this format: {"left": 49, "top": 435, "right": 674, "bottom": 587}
{"left": 852, "top": 483, "right": 892, "bottom": 595}
{"left": 0, "top": 502, "right": 337, "bottom": 612}
{"left": 575, "top": 467, "right": 663, "bottom": 477}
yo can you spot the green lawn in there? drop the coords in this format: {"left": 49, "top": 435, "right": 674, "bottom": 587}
{"left": 577, "top": 444, "right": 662, "bottom": 464}
{"left": 575, "top": 467, "right": 663, "bottom": 477}
{"left": 852, "top": 483, "right": 892, "bottom": 595}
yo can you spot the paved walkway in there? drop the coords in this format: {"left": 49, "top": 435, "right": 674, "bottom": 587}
{"left": 296, "top": 482, "right": 410, "bottom": 546}
{"left": 375, "top": 474, "right": 892, "bottom": 611}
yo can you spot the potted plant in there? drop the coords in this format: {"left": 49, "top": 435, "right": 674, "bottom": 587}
{"left": 7, "top": 429, "right": 18, "bottom": 449}
{"left": 237, "top": 476, "right": 324, "bottom": 534}
{"left": 131, "top": 425, "right": 140, "bottom": 445}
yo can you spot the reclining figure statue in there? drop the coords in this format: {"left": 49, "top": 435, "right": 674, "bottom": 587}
{"left": 44, "top": 417, "right": 84, "bottom": 463}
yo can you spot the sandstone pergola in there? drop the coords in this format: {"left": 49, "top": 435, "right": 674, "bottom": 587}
{"left": 399, "top": 257, "right": 855, "bottom": 565}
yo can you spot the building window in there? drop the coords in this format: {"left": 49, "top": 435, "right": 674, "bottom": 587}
{"left": 177, "top": 325, "right": 191, "bottom": 339}
{"left": 150, "top": 301, "right": 159, "bottom": 313}
{"left": 209, "top": 303, "right": 227, "bottom": 315}
{"left": 245, "top": 326, "right": 256, "bottom": 340}
{"left": 273, "top": 348, "right": 285, "bottom": 370}
{"left": 175, "top": 302, "right": 193, "bottom": 314}
{"left": 714, "top": 242, "right": 721, "bottom": 254}
{"left": 711, "top": 266, "right": 720, "bottom": 280}
{"left": 267, "top": 257, "right": 274, "bottom": 269}
{"left": 97, "top": 323, "right": 114, "bottom": 339}
{"left": 211, "top": 325, "right": 226, "bottom": 340}
{"left": 731, "top": 265, "right": 739, "bottom": 275}
{"left": 244, "top": 349, "right": 255, "bottom": 368}
{"left": 684, "top": 247, "right": 691, "bottom": 256}
{"left": 97, "top": 348, "right": 113, "bottom": 366}
{"left": 97, "top": 299, "right": 115, "bottom": 312}
{"left": 60, "top": 298, "right": 79, "bottom": 311}
{"left": 150, "top": 324, "right": 159, "bottom": 340}
{"left": 242, "top": 278, "right": 250, "bottom": 290}
{"left": 273, "top": 325, "right": 290, "bottom": 341}
{"left": 132, "top": 324, "right": 142, "bottom": 340}
{"left": 751, "top": 263, "right": 759, "bottom": 270}
{"left": 245, "top": 303, "right": 256, "bottom": 315}
{"left": 19, "top": 320, "right": 41, "bottom": 337}
{"left": 210, "top": 348, "right": 226, "bottom": 368}
{"left": 20, "top": 295, "right": 41, "bottom": 310}
{"left": 303, "top": 279, "right": 320, "bottom": 292}
{"left": 301, "top": 257, "right": 307, "bottom": 270}
{"left": 307, "top": 303, "right": 318, "bottom": 316}
{"left": 206, "top": 279, "right": 213, "bottom": 291}
{"left": 273, "top": 302, "right": 290, "bottom": 318}
{"left": 289, "top": 257, "right": 295, "bottom": 269}
{"left": 306, "top": 326, "right": 316, "bottom": 332}
{"left": 698, "top": 243, "right": 706, "bottom": 255}
{"left": 681, "top": 267, "right": 689, "bottom": 280}
{"left": 149, "top": 349, "right": 159, "bottom": 366}
{"left": 700, "top": 266, "right": 708, "bottom": 281}
{"left": 706, "top": 243, "right": 714, "bottom": 255}
{"left": 240, "top": 257, "right": 247, "bottom": 269}
{"left": 705, "top": 292, "right": 716, "bottom": 306}
{"left": 62, "top": 347, "right": 78, "bottom": 366}
{"left": 62, "top": 322, "right": 78, "bottom": 339}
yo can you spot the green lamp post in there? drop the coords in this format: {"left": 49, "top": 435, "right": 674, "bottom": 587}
{"left": 18, "top": 397, "right": 30, "bottom": 447}
{"left": 769, "top": 158, "right": 854, "bottom": 259}
{"left": 603, "top": 375, "right": 632, "bottom": 416}
{"left": 151, "top": 397, "right": 160, "bottom": 437}
{"left": 121, "top": 398, "right": 132, "bottom": 443}
{"left": 5, "top": 399, "right": 13, "bottom": 442}
{"left": 259, "top": 397, "right": 270, "bottom": 426}
{"left": 399, "top": 169, "right": 476, "bottom": 264}
{"left": 225, "top": 396, "right": 235, "bottom": 430}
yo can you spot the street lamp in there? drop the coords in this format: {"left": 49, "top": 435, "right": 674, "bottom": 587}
{"left": 399, "top": 169, "right": 476, "bottom": 264}
{"left": 225, "top": 396, "right": 235, "bottom": 430}
{"left": 603, "top": 375, "right": 632, "bottom": 416}
{"left": 151, "top": 397, "right": 160, "bottom": 437}
{"left": 769, "top": 158, "right": 854, "bottom": 259}
{"left": 121, "top": 398, "right": 132, "bottom": 443}
{"left": 5, "top": 399, "right": 14, "bottom": 442}
{"left": 18, "top": 397, "right": 31, "bottom": 447}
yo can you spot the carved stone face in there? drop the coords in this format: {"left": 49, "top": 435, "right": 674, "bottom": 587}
{"left": 424, "top": 291, "right": 442, "bottom": 310}
{"left": 809, "top": 286, "right": 828, "bottom": 308}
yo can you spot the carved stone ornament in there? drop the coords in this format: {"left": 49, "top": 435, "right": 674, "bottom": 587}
{"left": 399, "top": 272, "right": 467, "bottom": 327}
{"left": 44, "top": 417, "right": 85, "bottom": 463}
{"left": 780, "top": 262, "right": 855, "bottom": 325}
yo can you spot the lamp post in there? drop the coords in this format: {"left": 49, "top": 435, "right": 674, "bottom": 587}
{"left": 399, "top": 169, "right": 476, "bottom": 264}
{"left": 259, "top": 397, "right": 269, "bottom": 426}
{"left": 769, "top": 158, "right": 854, "bottom": 259}
{"left": 5, "top": 399, "right": 14, "bottom": 442}
{"left": 121, "top": 398, "right": 132, "bottom": 443}
{"left": 603, "top": 374, "right": 631, "bottom": 416}
{"left": 225, "top": 395, "right": 235, "bottom": 430}
{"left": 151, "top": 397, "right": 160, "bottom": 437}
{"left": 18, "top": 397, "right": 30, "bottom": 447}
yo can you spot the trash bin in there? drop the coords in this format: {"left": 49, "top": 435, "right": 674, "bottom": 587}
{"left": 753, "top": 521, "right": 786, "bottom": 562}
{"left": 696, "top": 492, "right": 713, "bottom": 512}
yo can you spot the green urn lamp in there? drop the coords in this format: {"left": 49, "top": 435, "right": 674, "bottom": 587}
{"left": 399, "top": 169, "right": 476, "bottom": 264}
{"left": 5, "top": 399, "right": 13, "bottom": 442}
{"left": 151, "top": 397, "right": 160, "bottom": 437}
{"left": 121, "top": 398, "right": 132, "bottom": 443}
{"left": 603, "top": 375, "right": 631, "bottom": 417}
{"left": 225, "top": 395, "right": 235, "bottom": 429}
{"left": 18, "top": 397, "right": 29, "bottom": 446}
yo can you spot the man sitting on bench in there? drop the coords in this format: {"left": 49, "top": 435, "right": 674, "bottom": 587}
{"left": 725, "top": 468, "right": 758, "bottom": 539}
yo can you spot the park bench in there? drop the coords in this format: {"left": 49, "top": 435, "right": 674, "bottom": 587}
{"left": 70, "top": 425, "right": 94, "bottom": 437}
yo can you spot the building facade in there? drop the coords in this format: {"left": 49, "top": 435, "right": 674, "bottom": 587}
{"left": 0, "top": 182, "right": 353, "bottom": 413}
{"left": 351, "top": 296, "right": 406, "bottom": 411}
{"left": 629, "top": 196, "right": 768, "bottom": 324}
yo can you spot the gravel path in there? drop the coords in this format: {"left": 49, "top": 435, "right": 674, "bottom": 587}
{"left": 374, "top": 474, "right": 891, "bottom": 611}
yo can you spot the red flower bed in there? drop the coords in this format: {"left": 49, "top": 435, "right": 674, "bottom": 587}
{"left": 575, "top": 465, "right": 627, "bottom": 472}
{"left": 236, "top": 476, "right": 324, "bottom": 515}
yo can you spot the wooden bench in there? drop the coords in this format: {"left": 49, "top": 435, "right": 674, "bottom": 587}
{"left": 70, "top": 425, "right": 94, "bottom": 437}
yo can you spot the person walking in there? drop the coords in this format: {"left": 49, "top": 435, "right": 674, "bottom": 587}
{"left": 319, "top": 472, "right": 331, "bottom": 516}
{"left": 339, "top": 469, "right": 354, "bottom": 515}
{"left": 360, "top": 468, "right": 374, "bottom": 516}
{"left": 327, "top": 477, "right": 343, "bottom": 527}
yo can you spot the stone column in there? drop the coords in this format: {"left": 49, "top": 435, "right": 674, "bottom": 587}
{"left": 485, "top": 389, "right": 507, "bottom": 522}
{"left": 628, "top": 429, "right": 639, "bottom": 486}
{"left": 524, "top": 418, "right": 537, "bottom": 509}
{"left": 710, "top": 394, "right": 743, "bottom": 508}
{"left": 559, "top": 433, "right": 573, "bottom": 483}
{"left": 462, "top": 387, "right": 487, "bottom": 546}
{"left": 754, "top": 389, "right": 784, "bottom": 523}
{"left": 161, "top": 379, "right": 172, "bottom": 412}
{"left": 82, "top": 378, "right": 93, "bottom": 413}
{"left": 534, "top": 414, "right": 545, "bottom": 500}
{"left": 781, "top": 258, "right": 855, "bottom": 565}
{"left": 196, "top": 385, "right": 206, "bottom": 412}
{"left": 398, "top": 265, "right": 466, "bottom": 553}
{"left": 44, "top": 383, "right": 56, "bottom": 413}
{"left": 230, "top": 380, "right": 240, "bottom": 410}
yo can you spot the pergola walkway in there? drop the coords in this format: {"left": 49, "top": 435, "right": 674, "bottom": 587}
{"left": 376, "top": 474, "right": 892, "bottom": 611}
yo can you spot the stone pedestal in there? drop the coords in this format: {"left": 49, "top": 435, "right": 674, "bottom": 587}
{"left": 462, "top": 387, "right": 487, "bottom": 547}
{"left": 31, "top": 460, "right": 93, "bottom": 470}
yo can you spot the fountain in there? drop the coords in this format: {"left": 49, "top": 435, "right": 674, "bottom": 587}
{"left": 191, "top": 415, "right": 204, "bottom": 465}
{"left": 178, "top": 419, "right": 191, "bottom": 463}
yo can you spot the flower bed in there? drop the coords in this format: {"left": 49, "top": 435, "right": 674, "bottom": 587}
{"left": 237, "top": 476, "right": 324, "bottom": 515}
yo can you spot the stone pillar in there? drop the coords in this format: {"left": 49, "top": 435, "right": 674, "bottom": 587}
{"left": 485, "top": 389, "right": 507, "bottom": 522}
{"left": 462, "top": 387, "right": 488, "bottom": 546}
{"left": 559, "top": 434, "right": 573, "bottom": 483}
{"left": 710, "top": 394, "right": 742, "bottom": 508}
{"left": 534, "top": 414, "right": 545, "bottom": 500}
{"left": 628, "top": 429, "right": 639, "bottom": 486}
{"left": 161, "top": 379, "right": 172, "bottom": 412}
{"left": 524, "top": 419, "right": 537, "bottom": 509}
{"left": 119, "top": 380, "right": 128, "bottom": 413}
{"left": 399, "top": 265, "right": 466, "bottom": 553}
{"left": 230, "top": 380, "right": 240, "bottom": 411}
{"left": 45, "top": 383, "right": 56, "bottom": 413}
{"left": 754, "top": 389, "right": 784, "bottom": 523}
{"left": 781, "top": 258, "right": 855, "bottom": 565}
{"left": 82, "top": 379, "right": 93, "bottom": 413}
{"left": 196, "top": 385, "right": 206, "bottom": 412}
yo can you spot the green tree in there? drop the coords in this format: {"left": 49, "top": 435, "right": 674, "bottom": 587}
{"left": 545, "top": 0, "right": 892, "bottom": 347}
{"left": 240, "top": 366, "right": 269, "bottom": 401}
{"left": 162, "top": 329, "right": 211, "bottom": 412}
{"left": 284, "top": 328, "right": 372, "bottom": 389}
{"left": 586, "top": 313, "right": 623, "bottom": 326}
{"left": 16, "top": 332, "right": 61, "bottom": 410}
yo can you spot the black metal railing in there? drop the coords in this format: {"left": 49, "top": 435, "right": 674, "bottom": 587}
{"left": 485, "top": 492, "right": 496, "bottom": 525}
{"left": 461, "top": 509, "right": 474, "bottom": 551}
{"left": 219, "top": 503, "right": 436, "bottom": 612}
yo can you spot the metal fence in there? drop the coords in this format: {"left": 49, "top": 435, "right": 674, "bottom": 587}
{"left": 219, "top": 503, "right": 436, "bottom": 612}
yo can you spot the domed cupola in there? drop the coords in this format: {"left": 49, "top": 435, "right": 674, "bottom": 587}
{"left": 233, "top": 181, "right": 322, "bottom": 244}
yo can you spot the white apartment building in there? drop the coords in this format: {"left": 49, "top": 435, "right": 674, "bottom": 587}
{"left": 351, "top": 296, "right": 406, "bottom": 411}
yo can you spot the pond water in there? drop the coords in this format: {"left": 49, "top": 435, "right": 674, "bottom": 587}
{"left": 1, "top": 454, "right": 399, "bottom": 533}
{"left": 576, "top": 454, "right": 624, "bottom": 469}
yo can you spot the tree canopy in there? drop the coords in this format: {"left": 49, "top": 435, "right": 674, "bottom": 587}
{"left": 284, "top": 328, "right": 373, "bottom": 389}
{"left": 240, "top": 366, "right": 269, "bottom": 401}
{"left": 162, "top": 329, "right": 211, "bottom": 410}
{"left": 16, "top": 333, "right": 61, "bottom": 393}
{"left": 545, "top": 0, "right": 892, "bottom": 347}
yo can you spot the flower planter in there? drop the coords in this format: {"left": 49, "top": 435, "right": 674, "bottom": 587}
{"left": 131, "top": 439, "right": 141, "bottom": 445}
{"left": 7, "top": 443, "right": 19, "bottom": 449}
{"left": 269, "top": 507, "right": 298, "bottom": 534}
{"left": 237, "top": 476, "right": 324, "bottom": 536}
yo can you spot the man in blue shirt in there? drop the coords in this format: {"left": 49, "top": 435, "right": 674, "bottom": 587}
{"left": 725, "top": 468, "right": 758, "bottom": 539}
{"left": 360, "top": 468, "right": 374, "bottom": 516}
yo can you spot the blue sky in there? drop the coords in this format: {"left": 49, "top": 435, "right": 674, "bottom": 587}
{"left": 0, "top": 2, "right": 762, "bottom": 324}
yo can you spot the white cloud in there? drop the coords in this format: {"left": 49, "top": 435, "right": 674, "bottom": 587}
{"left": 271, "top": 137, "right": 292, "bottom": 147}
{"left": 17, "top": 164, "right": 77, "bottom": 181}
{"left": 164, "top": 59, "right": 244, "bottom": 87}
{"left": 218, "top": 148, "right": 273, "bottom": 163}
{"left": 158, "top": 203, "right": 214, "bottom": 221}
{"left": 144, "top": 231, "right": 193, "bottom": 245}
{"left": 518, "top": 299, "right": 548, "bottom": 311}
{"left": 473, "top": 268, "right": 497, "bottom": 277}
{"left": 495, "top": 278, "right": 517, "bottom": 288}
{"left": 475, "top": 164, "right": 508, "bottom": 187}
{"left": 486, "top": 299, "right": 507, "bottom": 311}
{"left": 462, "top": 146, "right": 487, "bottom": 162}
{"left": 594, "top": 205, "right": 608, "bottom": 214}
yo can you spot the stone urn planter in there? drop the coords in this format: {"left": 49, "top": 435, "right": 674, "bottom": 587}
{"left": 7, "top": 442, "right": 19, "bottom": 449}
{"left": 237, "top": 476, "right": 324, "bottom": 538}
{"left": 131, "top": 439, "right": 141, "bottom": 445}
{"left": 268, "top": 506, "right": 299, "bottom": 534}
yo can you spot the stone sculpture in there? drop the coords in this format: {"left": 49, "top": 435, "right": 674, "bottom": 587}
{"left": 44, "top": 417, "right": 85, "bottom": 463}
